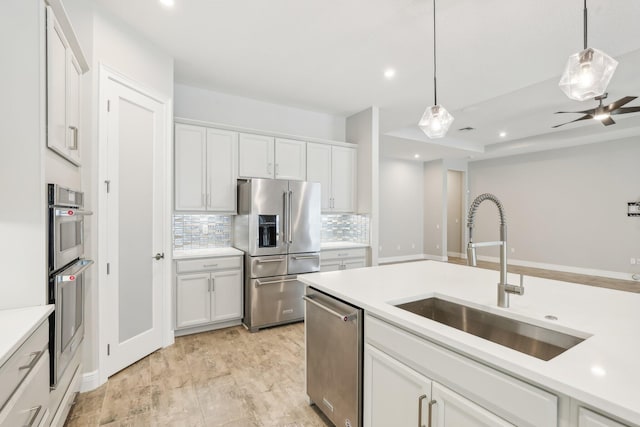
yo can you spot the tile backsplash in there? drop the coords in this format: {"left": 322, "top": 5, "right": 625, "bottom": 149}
{"left": 173, "top": 215, "right": 232, "bottom": 250}
{"left": 321, "top": 214, "right": 370, "bottom": 244}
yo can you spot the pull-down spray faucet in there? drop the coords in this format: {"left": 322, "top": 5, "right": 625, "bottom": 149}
{"left": 467, "top": 193, "right": 524, "bottom": 308}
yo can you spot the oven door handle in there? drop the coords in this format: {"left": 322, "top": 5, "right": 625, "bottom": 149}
{"left": 55, "top": 208, "right": 94, "bottom": 217}
{"left": 56, "top": 259, "right": 94, "bottom": 282}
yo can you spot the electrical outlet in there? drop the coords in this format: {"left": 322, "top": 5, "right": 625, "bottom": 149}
{"left": 411, "top": 243, "right": 416, "bottom": 249}
{"left": 436, "top": 244, "right": 440, "bottom": 249}
{"left": 202, "top": 224, "right": 209, "bottom": 235}
{"left": 632, "top": 258, "right": 637, "bottom": 265}
{"left": 379, "top": 245, "right": 383, "bottom": 252}
{"left": 436, "top": 224, "right": 440, "bottom": 229}
{"left": 396, "top": 245, "right": 401, "bottom": 251}
{"left": 511, "top": 248, "right": 515, "bottom": 253}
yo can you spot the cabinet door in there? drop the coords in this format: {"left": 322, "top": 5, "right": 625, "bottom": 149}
{"left": 176, "top": 273, "right": 211, "bottom": 328}
{"left": 364, "top": 344, "right": 432, "bottom": 427}
{"left": 275, "top": 138, "right": 306, "bottom": 181}
{"left": 343, "top": 259, "right": 366, "bottom": 270}
{"left": 238, "top": 133, "right": 274, "bottom": 178}
{"left": 306, "top": 143, "right": 332, "bottom": 211}
{"left": 65, "top": 52, "right": 82, "bottom": 165}
{"left": 331, "top": 146, "right": 357, "bottom": 212}
{"left": 578, "top": 408, "right": 629, "bottom": 427}
{"left": 211, "top": 270, "right": 242, "bottom": 322}
{"left": 46, "top": 8, "right": 69, "bottom": 159}
{"left": 206, "top": 128, "right": 238, "bottom": 212}
{"left": 431, "top": 382, "right": 514, "bottom": 427}
{"left": 319, "top": 260, "right": 342, "bottom": 272}
{"left": 175, "top": 124, "right": 207, "bottom": 211}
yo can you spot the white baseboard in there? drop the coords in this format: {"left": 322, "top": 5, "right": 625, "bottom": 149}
{"left": 80, "top": 369, "right": 101, "bottom": 392}
{"left": 423, "top": 254, "right": 448, "bottom": 262}
{"left": 447, "top": 252, "right": 464, "bottom": 258}
{"left": 378, "top": 254, "right": 425, "bottom": 265}
{"left": 475, "top": 255, "right": 635, "bottom": 281}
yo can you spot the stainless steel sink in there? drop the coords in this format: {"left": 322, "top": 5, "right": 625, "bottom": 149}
{"left": 394, "top": 297, "right": 585, "bottom": 361}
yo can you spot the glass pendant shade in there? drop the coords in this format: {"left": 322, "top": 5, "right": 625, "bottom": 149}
{"left": 419, "top": 105, "right": 454, "bottom": 139}
{"left": 559, "top": 47, "right": 618, "bottom": 101}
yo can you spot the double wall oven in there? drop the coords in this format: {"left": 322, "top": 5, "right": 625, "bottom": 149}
{"left": 47, "top": 184, "right": 93, "bottom": 388}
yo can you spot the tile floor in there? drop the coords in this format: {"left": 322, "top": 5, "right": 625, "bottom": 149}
{"left": 65, "top": 323, "right": 331, "bottom": 427}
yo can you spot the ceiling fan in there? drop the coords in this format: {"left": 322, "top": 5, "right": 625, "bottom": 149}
{"left": 552, "top": 94, "right": 640, "bottom": 128}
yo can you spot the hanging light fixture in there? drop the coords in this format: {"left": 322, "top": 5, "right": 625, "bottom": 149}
{"left": 419, "top": 0, "right": 453, "bottom": 138}
{"left": 559, "top": 0, "right": 618, "bottom": 101}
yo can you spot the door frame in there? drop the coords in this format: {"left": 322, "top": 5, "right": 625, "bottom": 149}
{"left": 97, "top": 63, "right": 174, "bottom": 386}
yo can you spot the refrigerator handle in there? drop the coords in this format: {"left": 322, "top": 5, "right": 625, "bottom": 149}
{"left": 283, "top": 191, "right": 289, "bottom": 245}
{"left": 288, "top": 190, "right": 293, "bottom": 244}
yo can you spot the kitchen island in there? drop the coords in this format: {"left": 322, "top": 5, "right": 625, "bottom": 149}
{"left": 300, "top": 261, "right": 640, "bottom": 427}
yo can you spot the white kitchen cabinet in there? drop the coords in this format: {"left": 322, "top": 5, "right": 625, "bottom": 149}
{"left": 46, "top": 6, "right": 85, "bottom": 166}
{"left": 320, "top": 247, "right": 368, "bottom": 272}
{"left": 364, "top": 344, "right": 432, "bottom": 427}
{"left": 578, "top": 408, "right": 629, "bottom": 427}
{"left": 238, "top": 134, "right": 307, "bottom": 180}
{"left": 275, "top": 138, "right": 306, "bottom": 180}
{"left": 307, "top": 143, "right": 356, "bottom": 213}
{"left": 431, "top": 382, "right": 514, "bottom": 427}
{"left": 238, "top": 133, "right": 275, "bottom": 179}
{"left": 175, "top": 124, "right": 238, "bottom": 213}
{"left": 174, "top": 256, "right": 243, "bottom": 332}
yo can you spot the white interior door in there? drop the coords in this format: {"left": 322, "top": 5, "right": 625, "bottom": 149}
{"left": 102, "top": 74, "right": 166, "bottom": 378}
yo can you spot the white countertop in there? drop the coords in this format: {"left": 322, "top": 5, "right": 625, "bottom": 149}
{"left": 299, "top": 261, "right": 640, "bottom": 425}
{"left": 173, "top": 247, "right": 244, "bottom": 259}
{"left": 0, "top": 305, "right": 54, "bottom": 367}
{"left": 321, "top": 242, "right": 369, "bottom": 250}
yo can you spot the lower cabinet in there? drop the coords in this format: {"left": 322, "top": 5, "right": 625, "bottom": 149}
{"left": 578, "top": 408, "right": 630, "bottom": 427}
{"left": 320, "top": 247, "right": 368, "bottom": 272}
{"left": 364, "top": 344, "right": 513, "bottom": 427}
{"left": 175, "top": 256, "right": 243, "bottom": 331}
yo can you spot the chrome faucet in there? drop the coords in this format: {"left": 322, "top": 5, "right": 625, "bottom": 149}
{"left": 466, "top": 193, "right": 524, "bottom": 308}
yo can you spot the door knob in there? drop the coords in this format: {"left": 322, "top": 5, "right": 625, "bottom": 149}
{"left": 153, "top": 252, "right": 165, "bottom": 260}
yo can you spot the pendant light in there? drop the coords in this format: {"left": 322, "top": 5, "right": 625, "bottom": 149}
{"left": 559, "top": 0, "right": 618, "bottom": 102}
{"left": 419, "top": 0, "right": 454, "bottom": 139}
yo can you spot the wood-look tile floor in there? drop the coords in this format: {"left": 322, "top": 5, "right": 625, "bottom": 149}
{"left": 65, "top": 323, "right": 332, "bottom": 427}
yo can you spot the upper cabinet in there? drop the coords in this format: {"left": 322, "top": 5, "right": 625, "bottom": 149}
{"left": 46, "top": 6, "right": 87, "bottom": 166}
{"left": 307, "top": 143, "right": 356, "bottom": 213}
{"left": 175, "top": 124, "right": 238, "bottom": 213}
{"left": 238, "top": 134, "right": 306, "bottom": 181}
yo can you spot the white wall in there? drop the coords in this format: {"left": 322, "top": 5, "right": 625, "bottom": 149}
{"left": 468, "top": 137, "right": 640, "bottom": 278}
{"left": 423, "top": 160, "right": 446, "bottom": 260}
{"left": 379, "top": 159, "right": 424, "bottom": 261}
{"left": 346, "top": 107, "right": 380, "bottom": 265}
{"left": 447, "top": 170, "right": 463, "bottom": 256}
{"left": 175, "top": 83, "right": 345, "bottom": 141}
{"left": 0, "top": 0, "right": 47, "bottom": 309}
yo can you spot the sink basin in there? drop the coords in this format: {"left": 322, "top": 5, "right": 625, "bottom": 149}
{"left": 394, "top": 297, "right": 585, "bottom": 361}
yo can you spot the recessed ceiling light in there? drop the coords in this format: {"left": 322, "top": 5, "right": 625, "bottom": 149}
{"left": 384, "top": 69, "right": 396, "bottom": 79}
{"left": 159, "top": 0, "right": 175, "bottom": 8}
{"left": 414, "top": 154, "right": 420, "bottom": 159}
{"left": 499, "top": 131, "right": 507, "bottom": 138}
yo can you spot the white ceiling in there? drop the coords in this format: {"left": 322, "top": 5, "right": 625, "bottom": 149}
{"left": 95, "top": 0, "right": 640, "bottom": 161}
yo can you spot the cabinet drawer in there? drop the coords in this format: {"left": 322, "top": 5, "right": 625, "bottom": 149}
{"left": 578, "top": 407, "right": 629, "bottom": 427}
{"left": 365, "top": 314, "right": 557, "bottom": 427}
{"left": 176, "top": 256, "right": 241, "bottom": 273}
{"left": 0, "top": 351, "right": 49, "bottom": 427}
{"left": 0, "top": 321, "right": 48, "bottom": 411}
{"left": 320, "top": 248, "right": 367, "bottom": 261}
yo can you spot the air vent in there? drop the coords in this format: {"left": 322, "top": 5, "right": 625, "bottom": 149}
{"left": 458, "top": 126, "right": 475, "bottom": 131}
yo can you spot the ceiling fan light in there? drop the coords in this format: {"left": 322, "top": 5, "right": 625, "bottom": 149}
{"left": 419, "top": 105, "right": 454, "bottom": 139}
{"left": 559, "top": 48, "right": 618, "bottom": 101}
{"left": 593, "top": 111, "right": 610, "bottom": 121}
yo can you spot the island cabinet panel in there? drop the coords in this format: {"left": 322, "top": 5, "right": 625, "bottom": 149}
{"left": 578, "top": 408, "right": 630, "bottom": 427}
{"left": 365, "top": 314, "right": 558, "bottom": 427}
{"left": 431, "top": 382, "right": 514, "bottom": 427}
{"left": 364, "top": 344, "right": 432, "bottom": 427}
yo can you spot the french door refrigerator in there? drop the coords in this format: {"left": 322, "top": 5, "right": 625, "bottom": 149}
{"left": 234, "top": 179, "right": 321, "bottom": 332}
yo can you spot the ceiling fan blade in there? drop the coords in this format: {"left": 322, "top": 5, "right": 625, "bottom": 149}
{"left": 607, "top": 96, "right": 637, "bottom": 111}
{"left": 611, "top": 106, "right": 640, "bottom": 115}
{"left": 551, "top": 115, "right": 593, "bottom": 128}
{"left": 555, "top": 109, "right": 595, "bottom": 115}
{"left": 601, "top": 116, "right": 616, "bottom": 126}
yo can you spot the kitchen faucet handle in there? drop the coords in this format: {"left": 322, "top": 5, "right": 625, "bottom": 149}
{"left": 504, "top": 274, "right": 525, "bottom": 295}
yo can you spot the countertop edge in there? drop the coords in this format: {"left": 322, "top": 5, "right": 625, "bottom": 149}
{"left": 0, "top": 305, "right": 54, "bottom": 367}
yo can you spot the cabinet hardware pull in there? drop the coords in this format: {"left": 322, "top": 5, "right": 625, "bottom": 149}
{"left": 292, "top": 255, "right": 318, "bottom": 260}
{"left": 208, "top": 277, "right": 212, "bottom": 292}
{"left": 303, "top": 295, "right": 358, "bottom": 321}
{"left": 427, "top": 399, "right": 437, "bottom": 427}
{"left": 256, "top": 278, "right": 298, "bottom": 286}
{"left": 211, "top": 278, "right": 215, "bottom": 292}
{"left": 203, "top": 264, "right": 218, "bottom": 267}
{"left": 418, "top": 394, "right": 427, "bottom": 427}
{"left": 18, "top": 351, "right": 42, "bottom": 371}
{"left": 24, "top": 405, "right": 42, "bottom": 427}
{"left": 256, "top": 258, "right": 284, "bottom": 263}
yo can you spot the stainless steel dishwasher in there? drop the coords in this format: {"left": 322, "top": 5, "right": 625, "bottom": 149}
{"left": 304, "top": 287, "right": 363, "bottom": 427}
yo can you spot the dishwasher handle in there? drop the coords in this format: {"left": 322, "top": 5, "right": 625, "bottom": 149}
{"left": 303, "top": 295, "right": 358, "bottom": 322}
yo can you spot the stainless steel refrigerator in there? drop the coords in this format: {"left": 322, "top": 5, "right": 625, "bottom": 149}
{"left": 234, "top": 179, "right": 321, "bottom": 331}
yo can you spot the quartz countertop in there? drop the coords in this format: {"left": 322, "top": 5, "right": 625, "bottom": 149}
{"left": 320, "top": 242, "right": 369, "bottom": 250}
{"left": 299, "top": 261, "right": 640, "bottom": 425}
{"left": 173, "top": 247, "right": 244, "bottom": 259}
{"left": 0, "top": 305, "right": 54, "bottom": 367}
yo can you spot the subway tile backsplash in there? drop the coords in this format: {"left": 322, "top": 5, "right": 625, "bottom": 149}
{"left": 321, "top": 214, "right": 370, "bottom": 244}
{"left": 173, "top": 214, "right": 232, "bottom": 250}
